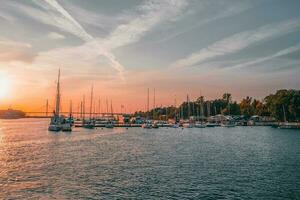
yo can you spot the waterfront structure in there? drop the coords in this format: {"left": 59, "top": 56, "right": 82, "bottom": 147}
{"left": 0, "top": 108, "right": 26, "bottom": 119}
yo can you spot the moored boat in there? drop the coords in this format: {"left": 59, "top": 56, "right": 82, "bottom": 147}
{"left": 206, "top": 122, "right": 218, "bottom": 127}
{"left": 221, "top": 123, "right": 236, "bottom": 128}
{"left": 152, "top": 122, "right": 159, "bottom": 129}
{"left": 195, "top": 123, "right": 206, "bottom": 128}
{"left": 221, "top": 121, "right": 236, "bottom": 128}
{"left": 62, "top": 123, "right": 72, "bottom": 131}
{"left": 171, "top": 124, "right": 179, "bottom": 128}
{"left": 105, "top": 122, "right": 114, "bottom": 128}
{"left": 48, "top": 69, "right": 72, "bottom": 132}
{"left": 183, "top": 123, "right": 193, "bottom": 128}
{"left": 142, "top": 123, "right": 152, "bottom": 129}
{"left": 277, "top": 122, "right": 300, "bottom": 129}
{"left": 83, "top": 120, "right": 95, "bottom": 129}
{"left": 48, "top": 124, "right": 61, "bottom": 132}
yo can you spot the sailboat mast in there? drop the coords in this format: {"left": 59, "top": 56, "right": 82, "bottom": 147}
{"left": 147, "top": 88, "right": 149, "bottom": 113}
{"left": 147, "top": 88, "right": 149, "bottom": 119}
{"left": 207, "top": 101, "right": 211, "bottom": 117}
{"left": 55, "top": 69, "right": 61, "bottom": 116}
{"left": 98, "top": 98, "right": 101, "bottom": 118}
{"left": 89, "top": 85, "right": 93, "bottom": 119}
{"left": 80, "top": 101, "right": 83, "bottom": 119}
{"left": 83, "top": 95, "right": 85, "bottom": 120}
{"left": 283, "top": 105, "right": 287, "bottom": 122}
{"left": 45, "top": 99, "right": 48, "bottom": 117}
{"left": 106, "top": 98, "right": 109, "bottom": 114}
{"left": 69, "top": 100, "right": 73, "bottom": 117}
{"left": 153, "top": 88, "right": 156, "bottom": 109}
{"left": 174, "top": 95, "right": 177, "bottom": 120}
{"left": 187, "top": 94, "right": 190, "bottom": 120}
{"left": 153, "top": 88, "right": 155, "bottom": 120}
{"left": 110, "top": 100, "right": 113, "bottom": 117}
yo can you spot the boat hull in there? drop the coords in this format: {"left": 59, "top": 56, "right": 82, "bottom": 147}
{"left": 142, "top": 124, "right": 152, "bottom": 129}
{"left": 48, "top": 125, "right": 61, "bottom": 132}
{"left": 83, "top": 124, "right": 95, "bottom": 129}
{"left": 183, "top": 123, "right": 193, "bottom": 128}
{"left": 105, "top": 124, "right": 114, "bottom": 128}
{"left": 62, "top": 124, "right": 72, "bottom": 132}
{"left": 195, "top": 124, "right": 206, "bottom": 128}
{"left": 221, "top": 123, "right": 236, "bottom": 128}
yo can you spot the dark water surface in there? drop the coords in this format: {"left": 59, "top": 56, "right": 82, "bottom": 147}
{"left": 0, "top": 119, "right": 299, "bottom": 199}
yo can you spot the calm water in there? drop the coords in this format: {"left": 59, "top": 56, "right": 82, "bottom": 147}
{"left": 0, "top": 119, "right": 299, "bottom": 199}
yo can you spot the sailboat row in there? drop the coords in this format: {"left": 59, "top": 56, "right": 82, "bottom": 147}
{"left": 48, "top": 70, "right": 117, "bottom": 131}
{"left": 48, "top": 71, "right": 236, "bottom": 131}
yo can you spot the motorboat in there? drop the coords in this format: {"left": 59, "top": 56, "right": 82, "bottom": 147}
{"left": 48, "top": 123, "right": 61, "bottom": 132}
{"left": 152, "top": 122, "right": 159, "bottom": 129}
{"left": 171, "top": 124, "right": 179, "bottom": 128}
{"left": 221, "top": 121, "right": 236, "bottom": 127}
{"left": 195, "top": 122, "right": 206, "bottom": 128}
{"left": 142, "top": 123, "right": 152, "bottom": 129}
{"left": 182, "top": 123, "right": 193, "bottom": 128}
{"left": 105, "top": 122, "right": 114, "bottom": 128}
{"left": 206, "top": 122, "right": 218, "bottom": 127}
{"left": 61, "top": 123, "right": 72, "bottom": 131}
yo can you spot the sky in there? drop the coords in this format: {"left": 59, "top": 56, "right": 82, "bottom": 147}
{"left": 0, "top": 0, "right": 300, "bottom": 113}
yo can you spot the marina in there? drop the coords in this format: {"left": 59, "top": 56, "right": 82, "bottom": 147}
{"left": 43, "top": 70, "right": 300, "bottom": 132}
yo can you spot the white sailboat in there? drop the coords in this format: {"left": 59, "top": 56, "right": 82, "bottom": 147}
{"left": 221, "top": 103, "right": 236, "bottom": 128}
{"left": 195, "top": 123, "right": 206, "bottom": 128}
{"left": 142, "top": 88, "right": 152, "bottom": 129}
{"left": 195, "top": 97, "right": 206, "bottom": 128}
{"left": 48, "top": 69, "right": 72, "bottom": 132}
{"left": 220, "top": 121, "right": 236, "bottom": 127}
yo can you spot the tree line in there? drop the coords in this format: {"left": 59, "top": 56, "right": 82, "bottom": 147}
{"left": 134, "top": 89, "right": 300, "bottom": 122}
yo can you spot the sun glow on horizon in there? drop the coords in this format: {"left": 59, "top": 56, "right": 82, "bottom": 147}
{"left": 0, "top": 75, "right": 10, "bottom": 99}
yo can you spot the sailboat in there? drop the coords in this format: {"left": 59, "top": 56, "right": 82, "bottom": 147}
{"left": 48, "top": 69, "right": 72, "bottom": 132}
{"left": 142, "top": 88, "right": 152, "bottom": 129}
{"left": 83, "top": 85, "right": 95, "bottom": 129}
{"left": 195, "top": 98, "right": 206, "bottom": 128}
{"left": 220, "top": 121, "right": 236, "bottom": 127}
{"left": 182, "top": 94, "right": 194, "bottom": 128}
{"left": 195, "top": 122, "right": 206, "bottom": 128}
{"left": 66, "top": 100, "right": 74, "bottom": 126}
{"left": 277, "top": 105, "right": 300, "bottom": 129}
{"left": 105, "top": 100, "right": 114, "bottom": 128}
{"left": 221, "top": 102, "right": 236, "bottom": 128}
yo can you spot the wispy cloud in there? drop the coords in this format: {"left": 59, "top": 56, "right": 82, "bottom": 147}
{"left": 100, "top": 0, "right": 189, "bottom": 49}
{"left": 12, "top": 0, "right": 189, "bottom": 79}
{"left": 32, "top": 0, "right": 93, "bottom": 42}
{"left": 0, "top": 10, "right": 15, "bottom": 22}
{"left": 0, "top": 38, "right": 35, "bottom": 63}
{"left": 170, "top": 17, "right": 300, "bottom": 69}
{"left": 64, "top": 2, "right": 129, "bottom": 32}
{"left": 226, "top": 43, "right": 300, "bottom": 70}
{"left": 47, "top": 32, "right": 65, "bottom": 40}
{"left": 12, "top": 0, "right": 125, "bottom": 78}
{"left": 154, "top": 1, "right": 252, "bottom": 43}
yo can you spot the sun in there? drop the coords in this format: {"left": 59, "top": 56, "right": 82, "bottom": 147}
{"left": 0, "top": 75, "right": 10, "bottom": 99}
